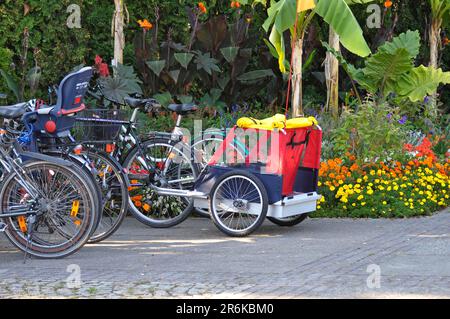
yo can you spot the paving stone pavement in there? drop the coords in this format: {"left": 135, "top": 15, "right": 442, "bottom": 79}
{"left": 0, "top": 209, "right": 449, "bottom": 299}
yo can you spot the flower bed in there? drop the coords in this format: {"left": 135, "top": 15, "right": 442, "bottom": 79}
{"left": 315, "top": 156, "right": 449, "bottom": 218}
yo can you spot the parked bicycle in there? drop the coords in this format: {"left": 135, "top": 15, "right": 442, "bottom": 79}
{"left": 21, "top": 67, "right": 128, "bottom": 243}
{"left": 0, "top": 105, "right": 98, "bottom": 259}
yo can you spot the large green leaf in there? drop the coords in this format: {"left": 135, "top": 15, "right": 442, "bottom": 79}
{"left": 379, "top": 30, "right": 421, "bottom": 58}
{"left": 113, "top": 64, "right": 143, "bottom": 95}
{"left": 220, "top": 47, "right": 239, "bottom": 63}
{"left": 153, "top": 92, "right": 173, "bottom": 107}
{"left": 396, "top": 65, "right": 450, "bottom": 102}
{"left": 315, "top": 0, "right": 371, "bottom": 57}
{"left": 174, "top": 53, "right": 194, "bottom": 69}
{"left": 146, "top": 60, "right": 166, "bottom": 76}
{"left": 362, "top": 48, "right": 413, "bottom": 95}
{"left": 169, "top": 70, "right": 181, "bottom": 84}
{"left": 262, "top": 0, "right": 296, "bottom": 33}
{"left": 27, "top": 66, "right": 42, "bottom": 93}
{"left": 237, "top": 69, "right": 276, "bottom": 83}
{"left": 194, "top": 53, "right": 221, "bottom": 75}
{"left": 0, "top": 69, "right": 20, "bottom": 101}
{"left": 269, "top": 26, "right": 287, "bottom": 73}
{"left": 98, "top": 77, "right": 135, "bottom": 104}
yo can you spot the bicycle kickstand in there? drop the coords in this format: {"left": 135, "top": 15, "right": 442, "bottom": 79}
{"left": 23, "top": 215, "right": 36, "bottom": 264}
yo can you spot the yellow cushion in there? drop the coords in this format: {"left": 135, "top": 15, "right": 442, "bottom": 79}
{"left": 285, "top": 116, "right": 318, "bottom": 128}
{"left": 237, "top": 114, "right": 317, "bottom": 130}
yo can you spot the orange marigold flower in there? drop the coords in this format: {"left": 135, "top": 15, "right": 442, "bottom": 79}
{"left": 138, "top": 19, "right": 153, "bottom": 30}
{"left": 135, "top": 201, "right": 142, "bottom": 208}
{"left": 384, "top": 0, "right": 393, "bottom": 8}
{"left": 198, "top": 2, "right": 207, "bottom": 14}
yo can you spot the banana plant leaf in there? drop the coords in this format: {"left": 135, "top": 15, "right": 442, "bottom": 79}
{"left": 237, "top": 69, "right": 276, "bottom": 83}
{"left": 0, "top": 69, "right": 20, "bottom": 101}
{"left": 315, "top": 0, "right": 371, "bottom": 57}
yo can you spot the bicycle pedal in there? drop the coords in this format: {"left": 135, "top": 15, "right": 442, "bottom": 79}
{"left": 0, "top": 222, "right": 7, "bottom": 232}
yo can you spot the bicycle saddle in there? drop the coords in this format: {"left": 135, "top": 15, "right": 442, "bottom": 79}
{"left": 0, "top": 102, "right": 28, "bottom": 119}
{"left": 167, "top": 103, "right": 197, "bottom": 114}
{"left": 124, "top": 97, "right": 158, "bottom": 108}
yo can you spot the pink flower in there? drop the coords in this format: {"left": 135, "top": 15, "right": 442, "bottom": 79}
{"left": 95, "top": 55, "right": 103, "bottom": 66}
{"left": 98, "top": 63, "right": 110, "bottom": 77}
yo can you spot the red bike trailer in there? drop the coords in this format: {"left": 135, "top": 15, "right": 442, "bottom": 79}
{"left": 193, "top": 122, "right": 323, "bottom": 236}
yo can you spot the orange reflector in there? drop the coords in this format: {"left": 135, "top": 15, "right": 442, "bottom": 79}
{"left": 17, "top": 216, "right": 27, "bottom": 233}
{"left": 73, "top": 145, "right": 83, "bottom": 155}
{"left": 70, "top": 200, "right": 80, "bottom": 217}
{"left": 105, "top": 144, "right": 115, "bottom": 153}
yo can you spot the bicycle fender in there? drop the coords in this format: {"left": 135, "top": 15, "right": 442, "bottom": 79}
{"left": 19, "top": 151, "right": 75, "bottom": 167}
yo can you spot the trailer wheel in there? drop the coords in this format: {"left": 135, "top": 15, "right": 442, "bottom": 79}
{"left": 210, "top": 170, "right": 268, "bottom": 237}
{"left": 267, "top": 214, "right": 309, "bottom": 227}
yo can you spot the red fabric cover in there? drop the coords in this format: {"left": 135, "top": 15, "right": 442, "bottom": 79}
{"left": 208, "top": 126, "right": 322, "bottom": 196}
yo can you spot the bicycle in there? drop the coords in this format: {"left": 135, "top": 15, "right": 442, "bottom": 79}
{"left": 0, "top": 105, "right": 99, "bottom": 259}
{"left": 22, "top": 67, "right": 128, "bottom": 243}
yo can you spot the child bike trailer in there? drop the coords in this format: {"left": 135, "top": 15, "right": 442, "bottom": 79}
{"left": 195, "top": 114, "right": 322, "bottom": 237}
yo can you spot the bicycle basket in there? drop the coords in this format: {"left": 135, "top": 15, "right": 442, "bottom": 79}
{"left": 73, "top": 109, "right": 130, "bottom": 142}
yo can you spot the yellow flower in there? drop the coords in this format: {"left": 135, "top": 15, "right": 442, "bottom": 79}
{"left": 382, "top": 201, "right": 387, "bottom": 205}
{"left": 329, "top": 186, "right": 336, "bottom": 191}
{"left": 367, "top": 189, "right": 374, "bottom": 195}
{"left": 318, "top": 181, "right": 322, "bottom": 186}
{"left": 357, "top": 195, "right": 364, "bottom": 201}
{"left": 361, "top": 202, "right": 366, "bottom": 206}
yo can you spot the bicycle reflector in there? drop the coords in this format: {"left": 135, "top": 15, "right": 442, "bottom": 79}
{"left": 70, "top": 200, "right": 80, "bottom": 218}
{"left": 44, "top": 120, "right": 57, "bottom": 133}
{"left": 105, "top": 144, "right": 115, "bottom": 153}
{"left": 17, "top": 216, "right": 27, "bottom": 233}
{"left": 73, "top": 145, "right": 83, "bottom": 155}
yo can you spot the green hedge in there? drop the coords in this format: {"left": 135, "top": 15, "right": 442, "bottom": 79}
{"left": 0, "top": 0, "right": 448, "bottom": 107}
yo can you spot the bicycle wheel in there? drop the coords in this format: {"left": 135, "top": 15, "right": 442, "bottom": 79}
{"left": 42, "top": 151, "right": 103, "bottom": 236}
{"left": 123, "top": 138, "right": 198, "bottom": 228}
{"left": 0, "top": 161, "right": 97, "bottom": 259}
{"left": 210, "top": 170, "right": 268, "bottom": 237}
{"left": 191, "top": 134, "right": 246, "bottom": 218}
{"left": 191, "top": 133, "right": 247, "bottom": 170}
{"left": 82, "top": 150, "right": 128, "bottom": 243}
